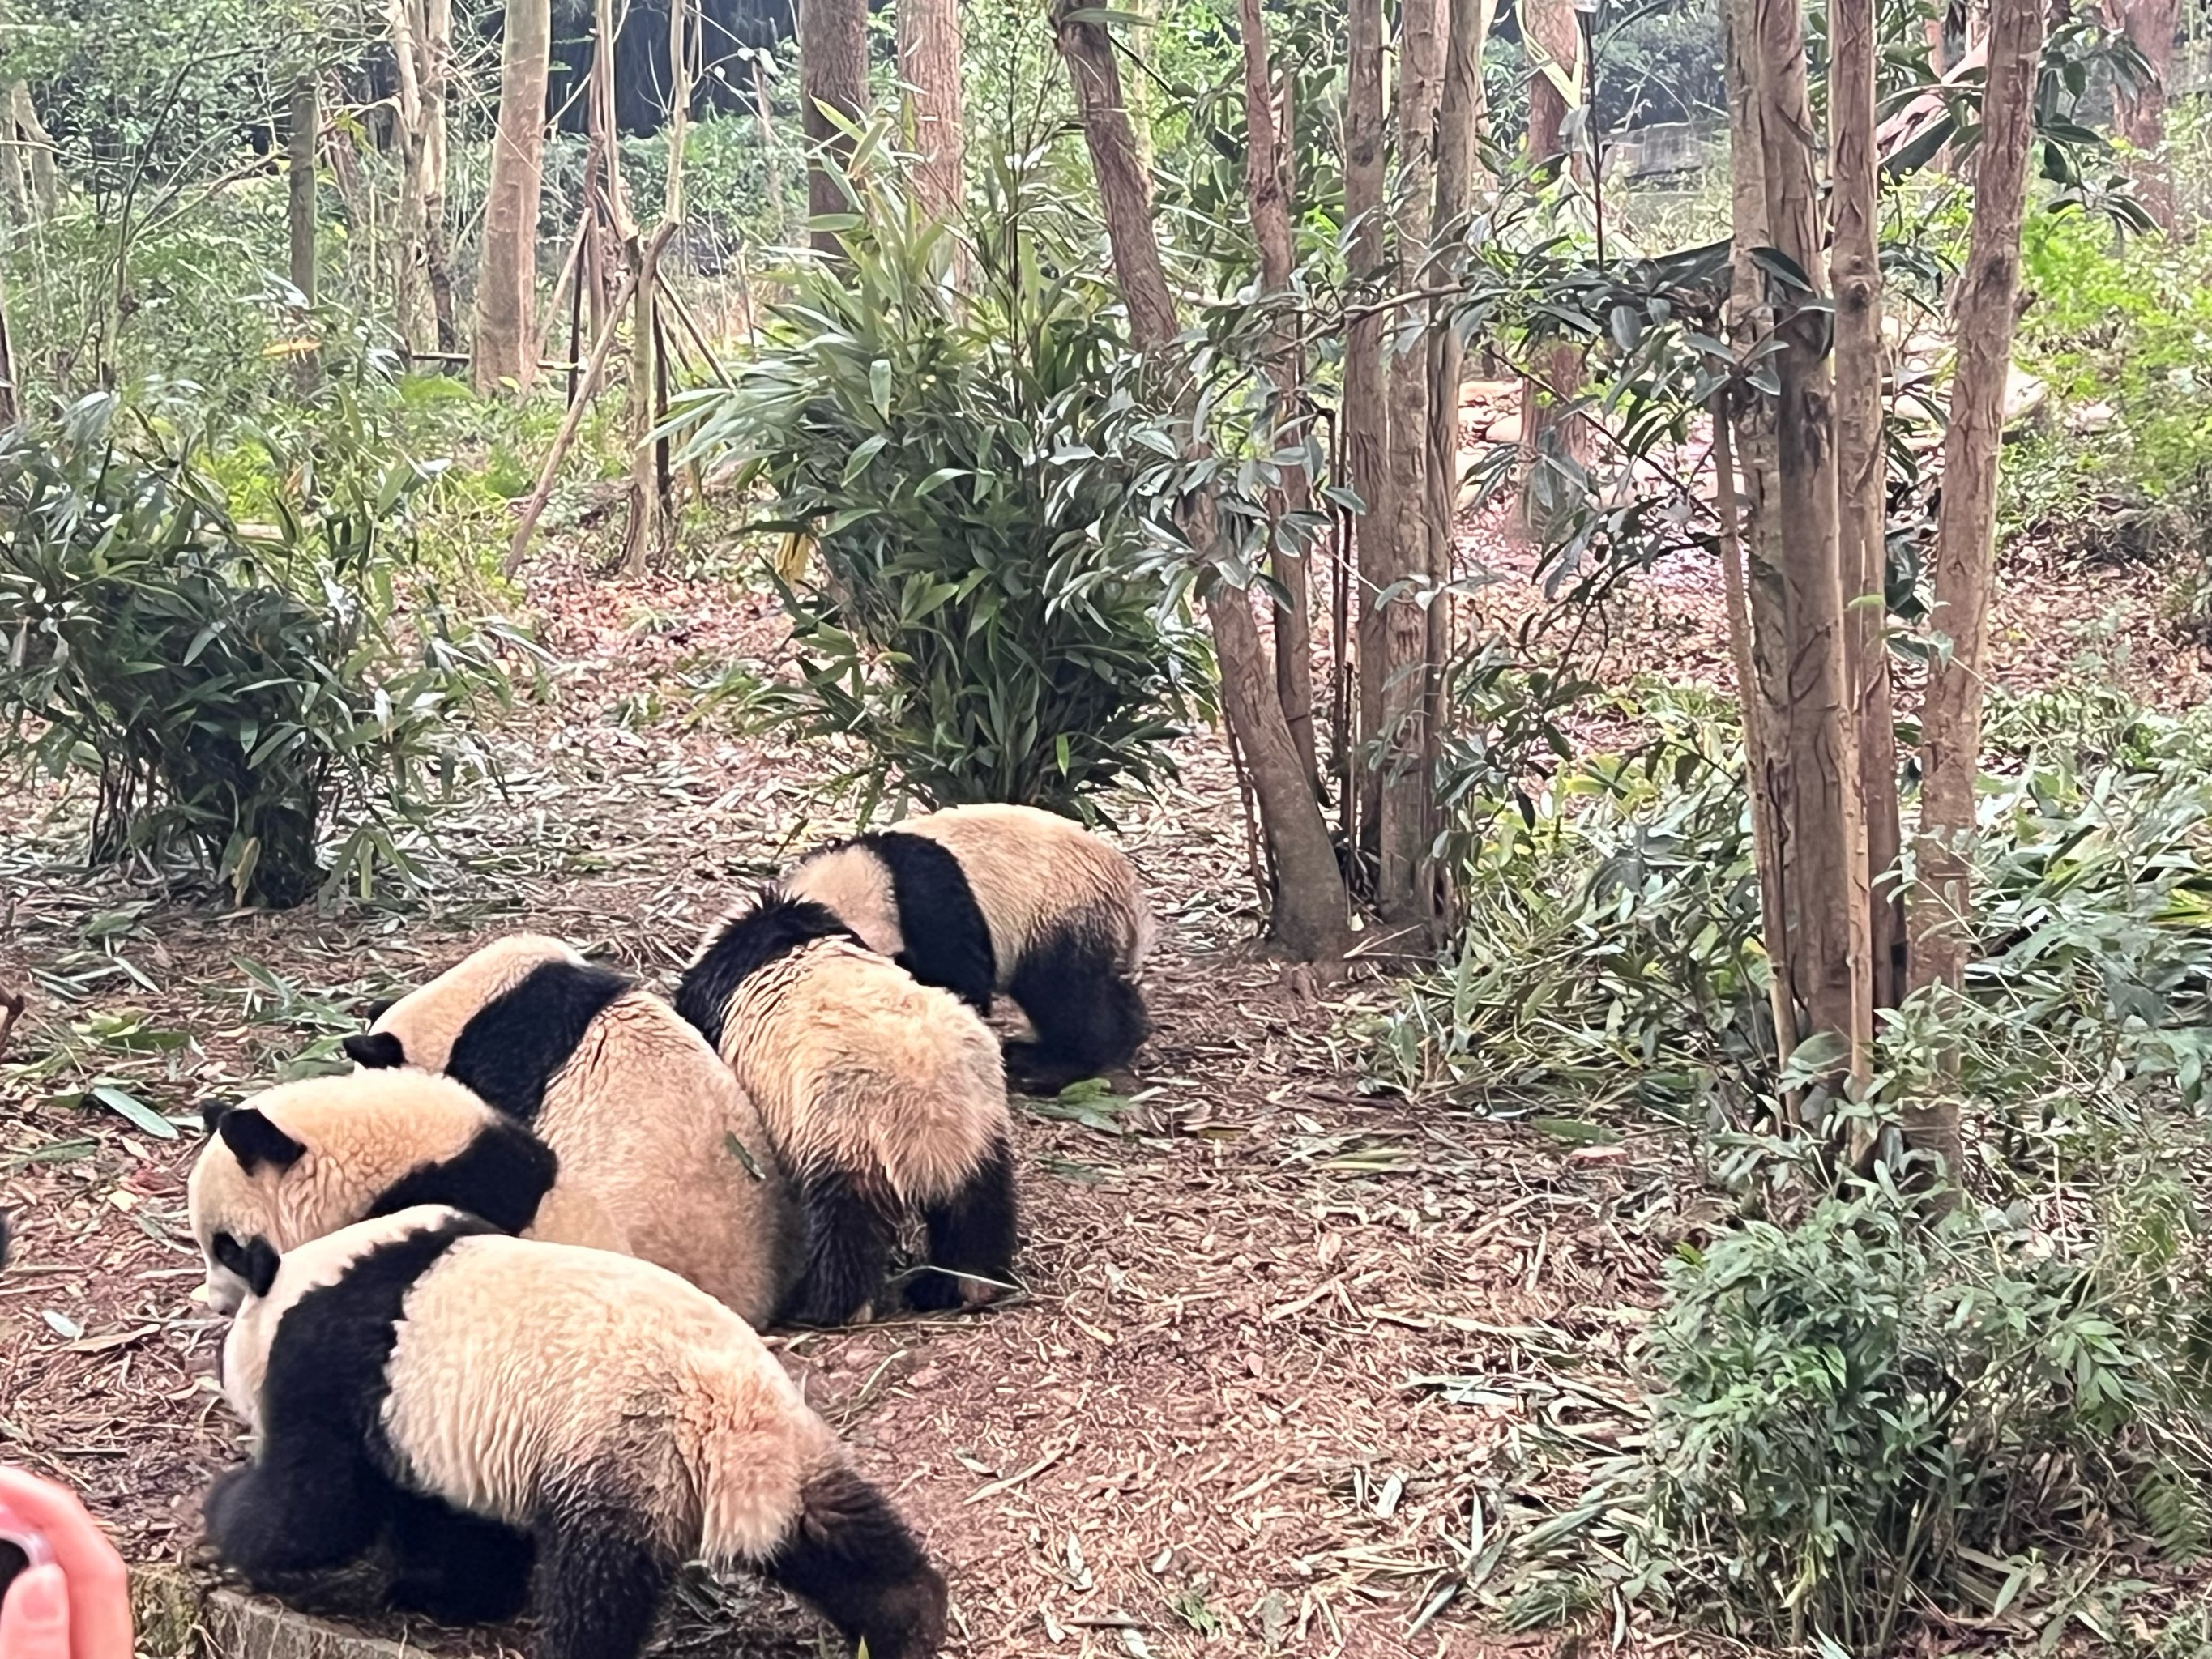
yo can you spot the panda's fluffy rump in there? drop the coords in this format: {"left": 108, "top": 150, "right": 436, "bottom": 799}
{"left": 382, "top": 1232, "right": 835, "bottom": 1563}
{"left": 899, "top": 803, "right": 1153, "bottom": 976}
{"left": 709, "top": 938, "right": 1006, "bottom": 1205}
{"left": 536, "top": 994, "right": 796, "bottom": 1324}
{"left": 223, "top": 1211, "right": 842, "bottom": 1567}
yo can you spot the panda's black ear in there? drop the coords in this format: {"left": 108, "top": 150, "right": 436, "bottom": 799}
{"left": 241, "top": 1235, "right": 280, "bottom": 1299}
{"left": 200, "top": 1099, "right": 233, "bottom": 1136}
{"left": 219, "top": 1108, "right": 305, "bottom": 1175}
{"left": 361, "top": 996, "right": 397, "bottom": 1023}
{"left": 344, "top": 1031, "right": 407, "bottom": 1069}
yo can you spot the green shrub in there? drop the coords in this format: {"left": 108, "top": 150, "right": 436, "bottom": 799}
{"left": 668, "top": 152, "right": 1207, "bottom": 817}
{"left": 0, "top": 393, "right": 516, "bottom": 906}
{"left": 1570, "top": 1167, "right": 2212, "bottom": 1654}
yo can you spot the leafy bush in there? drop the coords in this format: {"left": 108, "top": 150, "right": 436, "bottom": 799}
{"left": 0, "top": 393, "right": 516, "bottom": 906}
{"left": 669, "top": 151, "right": 1206, "bottom": 816}
{"left": 1508, "top": 1164, "right": 2212, "bottom": 1653}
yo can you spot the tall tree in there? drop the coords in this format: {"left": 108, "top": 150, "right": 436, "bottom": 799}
{"left": 801, "top": 0, "right": 868, "bottom": 258}
{"left": 1345, "top": 0, "right": 1389, "bottom": 853}
{"left": 1055, "top": 0, "right": 1352, "bottom": 962}
{"left": 899, "top": 0, "right": 965, "bottom": 228}
{"left": 1237, "top": 0, "right": 1319, "bottom": 791}
{"left": 1753, "top": 0, "right": 1870, "bottom": 1090}
{"left": 1516, "top": 0, "right": 1586, "bottom": 534}
{"left": 1911, "top": 0, "right": 2048, "bottom": 1171}
{"left": 389, "top": 0, "right": 456, "bottom": 352}
{"left": 1831, "top": 0, "right": 1902, "bottom": 1012}
{"left": 474, "top": 0, "right": 551, "bottom": 390}
{"left": 1375, "top": 0, "right": 1445, "bottom": 924}
{"left": 287, "top": 76, "right": 320, "bottom": 390}
{"left": 2114, "top": 0, "right": 2177, "bottom": 228}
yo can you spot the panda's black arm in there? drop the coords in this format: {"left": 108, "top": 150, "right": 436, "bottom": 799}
{"left": 203, "top": 1452, "right": 389, "bottom": 1584}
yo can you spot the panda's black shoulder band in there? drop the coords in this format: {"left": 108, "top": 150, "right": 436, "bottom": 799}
{"left": 446, "top": 960, "right": 630, "bottom": 1124}
{"left": 675, "top": 894, "right": 860, "bottom": 1049}
{"left": 858, "top": 832, "right": 996, "bottom": 1012}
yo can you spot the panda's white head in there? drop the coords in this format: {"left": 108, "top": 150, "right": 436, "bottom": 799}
{"left": 188, "top": 1072, "right": 519, "bottom": 1315}
{"left": 218, "top": 1205, "right": 476, "bottom": 1428}
{"left": 344, "top": 933, "right": 588, "bottom": 1075}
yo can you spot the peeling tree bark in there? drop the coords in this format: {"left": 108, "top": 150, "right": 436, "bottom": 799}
{"left": 474, "top": 0, "right": 550, "bottom": 390}
{"left": 1374, "top": 0, "right": 1445, "bottom": 926}
{"left": 1056, "top": 0, "right": 1352, "bottom": 962}
{"left": 287, "top": 77, "right": 320, "bottom": 392}
{"left": 801, "top": 0, "right": 868, "bottom": 259}
{"left": 1516, "top": 0, "right": 1587, "bottom": 535}
{"left": 1832, "top": 0, "right": 1903, "bottom": 1015}
{"left": 1911, "top": 0, "right": 2047, "bottom": 1175}
{"left": 1237, "top": 0, "right": 1319, "bottom": 794}
{"left": 1753, "top": 0, "right": 1870, "bottom": 1093}
{"left": 2114, "top": 0, "right": 2177, "bottom": 229}
{"left": 1346, "top": 0, "right": 1389, "bottom": 859}
{"left": 899, "top": 0, "right": 965, "bottom": 228}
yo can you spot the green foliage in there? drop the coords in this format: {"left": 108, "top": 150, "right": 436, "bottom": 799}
{"left": 0, "top": 393, "right": 518, "bottom": 907}
{"left": 2006, "top": 211, "right": 2212, "bottom": 564}
{"left": 668, "top": 147, "right": 1207, "bottom": 817}
{"left": 1539, "top": 1163, "right": 2212, "bottom": 1653}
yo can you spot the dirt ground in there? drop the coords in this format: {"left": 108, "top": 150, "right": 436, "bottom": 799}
{"left": 2, "top": 449, "right": 2206, "bottom": 1658}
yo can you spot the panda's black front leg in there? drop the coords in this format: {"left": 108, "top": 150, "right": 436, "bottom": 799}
{"left": 762, "top": 1464, "right": 947, "bottom": 1659}
{"left": 907, "top": 1136, "right": 1018, "bottom": 1313}
{"left": 781, "top": 1170, "right": 892, "bottom": 1326}
{"left": 203, "top": 1449, "right": 388, "bottom": 1584}
{"left": 384, "top": 1489, "right": 536, "bottom": 1624}
{"left": 531, "top": 1497, "right": 675, "bottom": 1659}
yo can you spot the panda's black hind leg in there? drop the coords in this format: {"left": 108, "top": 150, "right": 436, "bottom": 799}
{"left": 1006, "top": 931, "right": 1149, "bottom": 1093}
{"left": 532, "top": 1497, "right": 675, "bottom": 1659}
{"left": 780, "top": 1170, "right": 894, "bottom": 1326}
{"left": 762, "top": 1464, "right": 947, "bottom": 1659}
{"left": 906, "top": 1135, "right": 1018, "bottom": 1312}
{"left": 384, "top": 1490, "right": 536, "bottom": 1624}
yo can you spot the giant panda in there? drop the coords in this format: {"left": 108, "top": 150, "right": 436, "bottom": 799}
{"left": 203, "top": 1205, "right": 947, "bottom": 1659}
{"left": 674, "top": 891, "right": 1016, "bottom": 1326}
{"left": 776, "top": 803, "right": 1155, "bottom": 1090}
{"left": 187, "top": 1070, "right": 634, "bottom": 1316}
{"left": 338, "top": 932, "right": 797, "bottom": 1324}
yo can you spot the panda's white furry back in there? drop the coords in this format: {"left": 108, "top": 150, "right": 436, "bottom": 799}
{"left": 776, "top": 803, "right": 1154, "bottom": 1089}
{"left": 675, "top": 892, "right": 1018, "bottom": 1327}
{"left": 205, "top": 1207, "right": 947, "bottom": 1659}
{"left": 344, "top": 932, "right": 798, "bottom": 1325}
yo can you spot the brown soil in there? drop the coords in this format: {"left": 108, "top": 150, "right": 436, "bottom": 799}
{"left": 2, "top": 481, "right": 2202, "bottom": 1658}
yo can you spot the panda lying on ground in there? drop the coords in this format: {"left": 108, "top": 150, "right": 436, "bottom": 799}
{"left": 203, "top": 1206, "right": 946, "bottom": 1659}
{"left": 776, "top": 803, "right": 1155, "bottom": 1090}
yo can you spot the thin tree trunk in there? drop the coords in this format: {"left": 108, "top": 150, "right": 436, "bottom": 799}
{"left": 1722, "top": 0, "right": 1796, "bottom": 1000}
{"left": 1346, "top": 0, "right": 1390, "bottom": 859}
{"left": 389, "top": 0, "right": 432, "bottom": 352}
{"left": 1426, "top": 0, "right": 1495, "bottom": 889}
{"left": 1833, "top": 0, "right": 1902, "bottom": 1015}
{"left": 753, "top": 56, "right": 785, "bottom": 240}
{"left": 475, "top": 0, "right": 551, "bottom": 390}
{"left": 1911, "top": 0, "right": 2047, "bottom": 1175}
{"left": 665, "top": 0, "right": 694, "bottom": 224}
{"left": 899, "top": 0, "right": 965, "bottom": 228}
{"left": 1753, "top": 0, "right": 1869, "bottom": 1090}
{"left": 2115, "top": 0, "right": 2177, "bottom": 229}
{"left": 6, "top": 83, "right": 56, "bottom": 216}
{"left": 0, "top": 258, "right": 19, "bottom": 426}
{"left": 1055, "top": 0, "right": 1351, "bottom": 962}
{"left": 1238, "top": 0, "right": 1318, "bottom": 794}
{"left": 801, "top": 0, "right": 867, "bottom": 258}
{"left": 1375, "top": 0, "right": 1445, "bottom": 925}
{"left": 287, "top": 78, "right": 320, "bottom": 392}
{"left": 1517, "top": 0, "right": 1587, "bottom": 536}
{"left": 420, "top": 0, "right": 455, "bottom": 349}
{"left": 1715, "top": 398, "right": 1796, "bottom": 1076}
